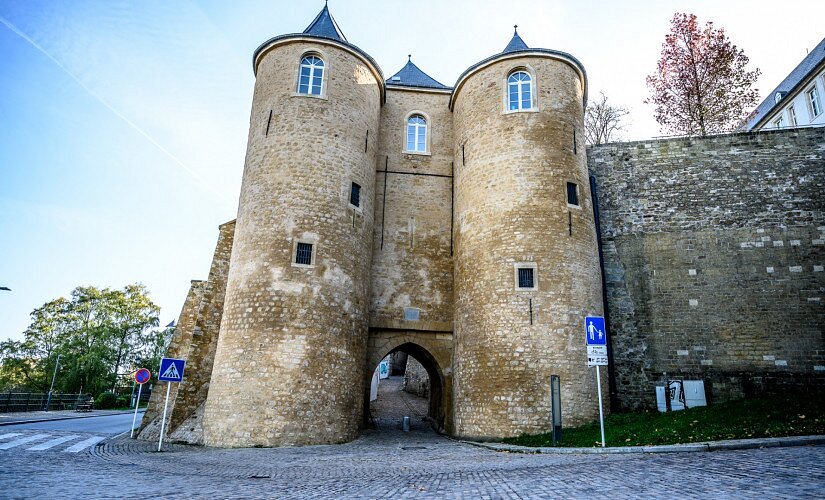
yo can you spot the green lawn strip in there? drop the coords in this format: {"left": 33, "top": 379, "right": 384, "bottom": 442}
{"left": 502, "top": 394, "right": 825, "bottom": 448}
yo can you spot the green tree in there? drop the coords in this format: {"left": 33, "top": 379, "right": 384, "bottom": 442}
{"left": 101, "top": 284, "right": 160, "bottom": 391}
{"left": 0, "top": 284, "right": 161, "bottom": 395}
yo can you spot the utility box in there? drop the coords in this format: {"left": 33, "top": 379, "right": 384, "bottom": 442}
{"left": 656, "top": 380, "right": 706, "bottom": 412}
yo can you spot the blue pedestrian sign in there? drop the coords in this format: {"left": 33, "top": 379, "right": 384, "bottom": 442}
{"left": 585, "top": 316, "right": 607, "bottom": 345}
{"left": 158, "top": 358, "right": 186, "bottom": 382}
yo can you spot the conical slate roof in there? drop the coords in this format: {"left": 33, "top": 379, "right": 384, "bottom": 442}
{"left": 502, "top": 27, "right": 529, "bottom": 53}
{"left": 303, "top": 3, "right": 347, "bottom": 41}
{"left": 386, "top": 57, "right": 450, "bottom": 89}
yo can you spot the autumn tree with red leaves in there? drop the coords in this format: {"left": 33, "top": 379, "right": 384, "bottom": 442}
{"left": 646, "top": 13, "right": 761, "bottom": 135}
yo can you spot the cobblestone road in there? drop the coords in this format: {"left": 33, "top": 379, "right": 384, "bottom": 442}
{"left": 1, "top": 424, "right": 823, "bottom": 498}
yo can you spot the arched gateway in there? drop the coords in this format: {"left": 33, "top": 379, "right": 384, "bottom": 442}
{"left": 366, "top": 330, "right": 453, "bottom": 432}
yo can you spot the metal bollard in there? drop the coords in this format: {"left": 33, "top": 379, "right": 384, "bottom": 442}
{"left": 402, "top": 416, "right": 410, "bottom": 432}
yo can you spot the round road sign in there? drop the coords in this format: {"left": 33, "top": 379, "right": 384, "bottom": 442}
{"left": 135, "top": 368, "right": 151, "bottom": 385}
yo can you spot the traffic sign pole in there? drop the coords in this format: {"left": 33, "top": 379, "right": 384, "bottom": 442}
{"left": 158, "top": 382, "right": 171, "bottom": 452}
{"left": 585, "top": 315, "right": 608, "bottom": 448}
{"left": 596, "top": 366, "right": 606, "bottom": 448}
{"left": 130, "top": 383, "right": 143, "bottom": 439}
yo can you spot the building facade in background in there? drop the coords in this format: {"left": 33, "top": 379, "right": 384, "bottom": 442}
{"left": 139, "top": 6, "right": 824, "bottom": 448}
{"left": 745, "top": 37, "right": 825, "bottom": 130}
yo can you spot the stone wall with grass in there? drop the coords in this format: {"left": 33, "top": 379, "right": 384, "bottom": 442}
{"left": 588, "top": 127, "right": 825, "bottom": 411}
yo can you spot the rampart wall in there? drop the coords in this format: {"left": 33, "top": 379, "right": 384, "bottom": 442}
{"left": 588, "top": 127, "right": 825, "bottom": 410}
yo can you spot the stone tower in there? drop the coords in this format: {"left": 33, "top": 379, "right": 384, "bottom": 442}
{"left": 201, "top": 5, "right": 384, "bottom": 447}
{"left": 450, "top": 29, "right": 605, "bottom": 438}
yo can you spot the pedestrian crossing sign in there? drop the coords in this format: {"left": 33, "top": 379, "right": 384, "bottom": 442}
{"left": 158, "top": 358, "right": 186, "bottom": 382}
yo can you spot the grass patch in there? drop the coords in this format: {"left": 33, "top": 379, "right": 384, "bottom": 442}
{"left": 502, "top": 393, "right": 825, "bottom": 448}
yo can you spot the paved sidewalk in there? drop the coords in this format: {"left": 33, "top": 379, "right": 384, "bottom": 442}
{"left": 3, "top": 426, "right": 817, "bottom": 498}
{"left": 370, "top": 375, "right": 429, "bottom": 431}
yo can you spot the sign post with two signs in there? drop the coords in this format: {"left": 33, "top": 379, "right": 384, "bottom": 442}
{"left": 585, "top": 315, "right": 608, "bottom": 448}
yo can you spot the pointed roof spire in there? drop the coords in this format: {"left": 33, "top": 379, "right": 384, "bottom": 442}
{"left": 502, "top": 25, "right": 529, "bottom": 53}
{"left": 303, "top": 2, "right": 347, "bottom": 41}
{"left": 386, "top": 57, "right": 450, "bottom": 90}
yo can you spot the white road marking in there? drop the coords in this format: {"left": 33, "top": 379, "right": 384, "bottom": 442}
{"left": 0, "top": 433, "right": 50, "bottom": 450}
{"left": 64, "top": 435, "right": 105, "bottom": 453}
{"left": 0, "top": 433, "right": 22, "bottom": 441}
{"left": 27, "top": 434, "right": 80, "bottom": 451}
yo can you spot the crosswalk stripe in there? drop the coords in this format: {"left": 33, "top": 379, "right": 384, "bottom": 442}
{"left": 0, "top": 433, "right": 50, "bottom": 450}
{"left": 64, "top": 435, "right": 105, "bottom": 453}
{"left": 0, "top": 433, "right": 22, "bottom": 441}
{"left": 26, "top": 434, "right": 80, "bottom": 451}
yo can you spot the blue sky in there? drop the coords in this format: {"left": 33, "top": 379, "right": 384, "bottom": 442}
{"left": 1, "top": 0, "right": 823, "bottom": 341}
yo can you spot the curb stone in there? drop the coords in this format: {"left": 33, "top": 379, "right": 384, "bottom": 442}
{"left": 0, "top": 409, "right": 145, "bottom": 427}
{"left": 462, "top": 435, "right": 825, "bottom": 454}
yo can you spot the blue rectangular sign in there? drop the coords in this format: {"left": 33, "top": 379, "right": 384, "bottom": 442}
{"left": 158, "top": 357, "right": 186, "bottom": 382}
{"left": 585, "top": 316, "right": 607, "bottom": 345}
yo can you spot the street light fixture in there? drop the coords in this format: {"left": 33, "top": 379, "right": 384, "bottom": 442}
{"left": 44, "top": 354, "right": 61, "bottom": 412}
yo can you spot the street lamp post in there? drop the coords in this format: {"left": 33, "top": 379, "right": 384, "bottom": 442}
{"left": 44, "top": 354, "right": 61, "bottom": 412}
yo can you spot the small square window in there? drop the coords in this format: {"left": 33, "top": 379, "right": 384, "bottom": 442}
{"left": 350, "top": 182, "right": 361, "bottom": 208}
{"left": 514, "top": 263, "right": 538, "bottom": 290}
{"left": 295, "top": 242, "right": 313, "bottom": 265}
{"left": 518, "top": 268, "right": 534, "bottom": 289}
{"left": 567, "top": 182, "right": 579, "bottom": 206}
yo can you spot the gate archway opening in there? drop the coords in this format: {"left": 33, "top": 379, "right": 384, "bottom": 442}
{"left": 366, "top": 342, "right": 445, "bottom": 433}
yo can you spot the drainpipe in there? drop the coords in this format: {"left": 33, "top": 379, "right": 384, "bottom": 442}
{"left": 589, "top": 175, "right": 618, "bottom": 410}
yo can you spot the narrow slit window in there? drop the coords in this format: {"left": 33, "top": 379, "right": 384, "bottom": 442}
{"left": 567, "top": 182, "right": 579, "bottom": 206}
{"left": 350, "top": 182, "right": 361, "bottom": 208}
{"left": 295, "top": 242, "right": 313, "bottom": 265}
{"left": 518, "top": 268, "right": 535, "bottom": 289}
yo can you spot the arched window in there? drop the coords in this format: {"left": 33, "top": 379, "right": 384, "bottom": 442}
{"left": 508, "top": 70, "right": 533, "bottom": 111}
{"left": 298, "top": 55, "right": 324, "bottom": 95}
{"left": 406, "top": 115, "right": 427, "bottom": 152}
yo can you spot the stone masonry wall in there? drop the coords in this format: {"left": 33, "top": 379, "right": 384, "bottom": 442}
{"left": 370, "top": 87, "right": 454, "bottom": 333}
{"left": 139, "top": 221, "right": 234, "bottom": 443}
{"left": 166, "top": 220, "right": 234, "bottom": 443}
{"left": 588, "top": 127, "right": 825, "bottom": 410}
{"left": 138, "top": 279, "right": 205, "bottom": 440}
{"left": 202, "top": 39, "right": 382, "bottom": 447}
{"left": 452, "top": 55, "right": 606, "bottom": 439}
{"left": 404, "top": 356, "right": 430, "bottom": 398}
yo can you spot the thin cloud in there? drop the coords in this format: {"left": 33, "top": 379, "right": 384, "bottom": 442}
{"left": 0, "top": 15, "right": 233, "bottom": 207}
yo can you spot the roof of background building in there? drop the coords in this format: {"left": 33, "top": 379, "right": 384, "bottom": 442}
{"left": 386, "top": 57, "right": 451, "bottom": 90}
{"left": 746, "top": 37, "right": 825, "bottom": 130}
{"left": 303, "top": 3, "right": 348, "bottom": 42}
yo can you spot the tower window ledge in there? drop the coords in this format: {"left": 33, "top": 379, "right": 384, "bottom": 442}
{"left": 291, "top": 92, "right": 328, "bottom": 101}
{"left": 502, "top": 107, "right": 538, "bottom": 116}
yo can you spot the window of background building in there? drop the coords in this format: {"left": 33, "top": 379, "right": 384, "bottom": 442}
{"left": 787, "top": 105, "right": 797, "bottom": 126}
{"left": 406, "top": 115, "right": 427, "bottom": 152}
{"left": 508, "top": 71, "right": 533, "bottom": 111}
{"left": 295, "top": 242, "right": 313, "bottom": 265}
{"left": 774, "top": 116, "right": 784, "bottom": 128}
{"left": 298, "top": 55, "right": 324, "bottom": 96}
{"left": 809, "top": 87, "right": 822, "bottom": 117}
